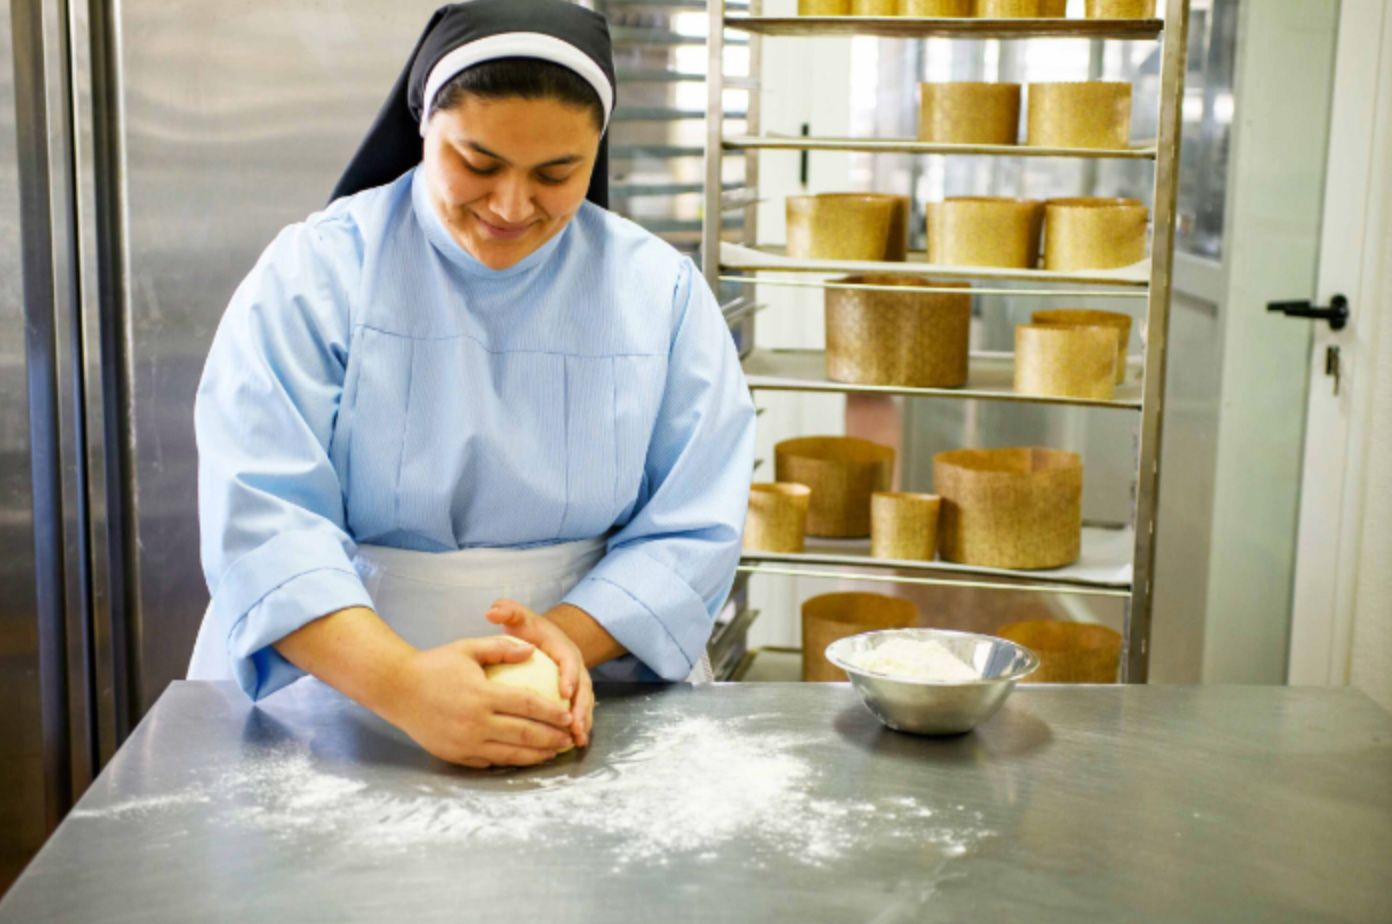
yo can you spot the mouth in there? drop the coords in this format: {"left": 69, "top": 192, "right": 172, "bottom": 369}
{"left": 472, "top": 213, "right": 536, "bottom": 242}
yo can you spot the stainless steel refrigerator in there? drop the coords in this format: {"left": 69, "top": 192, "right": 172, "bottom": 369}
{"left": 0, "top": 0, "right": 485, "bottom": 891}
{"left": 2, "top": 0, "right": 721, "bottom": 893}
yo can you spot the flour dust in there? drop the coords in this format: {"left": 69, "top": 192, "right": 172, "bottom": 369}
{"left": 74, "top": 713, "right": 989, "bottom": 869}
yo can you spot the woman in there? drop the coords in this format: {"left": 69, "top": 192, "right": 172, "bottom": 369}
{"left": 188, "top": 0, "right": 755, "bottom": 770}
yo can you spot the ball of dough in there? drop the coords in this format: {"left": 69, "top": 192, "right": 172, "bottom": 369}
{"left": 483, "top": 639, "right": 573, "bottom": 754}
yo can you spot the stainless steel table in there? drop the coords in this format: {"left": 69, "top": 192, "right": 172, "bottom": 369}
{"left": 1, "top": 681, "right": 1388, "bottom": 923}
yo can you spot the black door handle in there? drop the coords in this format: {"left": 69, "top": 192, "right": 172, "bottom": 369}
{"left": 1267, "top": 294, "right": 1349, "bottom": 331}
{"left": 799, "top": 122, "right": 810, "bottom": 187}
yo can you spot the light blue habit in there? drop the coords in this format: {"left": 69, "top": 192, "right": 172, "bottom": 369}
{"left": 195, "top": 166, "right": 755, "bottom": 700}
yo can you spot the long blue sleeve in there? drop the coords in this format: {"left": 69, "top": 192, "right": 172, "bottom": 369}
{"left": 195, "top": 214, "right": 373, "bottom": 700}
{"left": 563, "top": 261, "right": 756, "bottom": 679}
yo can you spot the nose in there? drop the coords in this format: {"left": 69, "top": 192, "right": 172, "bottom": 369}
{"left": 490, "top": 172, "right": 535, "bottom": 225}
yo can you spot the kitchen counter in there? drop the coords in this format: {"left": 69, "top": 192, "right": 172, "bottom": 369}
{"left": 1, "top": 681, "right": 1388, "bottom": 923}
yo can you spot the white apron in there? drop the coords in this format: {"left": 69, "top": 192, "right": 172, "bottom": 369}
{"left": 188, "top": 538, "right": 712, "bottom": 684}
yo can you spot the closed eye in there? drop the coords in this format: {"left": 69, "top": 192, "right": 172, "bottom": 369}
{"left": 459, "top": 150, "right": 500, "bottom": 176}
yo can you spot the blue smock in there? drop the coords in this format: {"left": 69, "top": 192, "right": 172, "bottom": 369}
{"left": 195, "top": 166, "right": 756, "bottom": 699}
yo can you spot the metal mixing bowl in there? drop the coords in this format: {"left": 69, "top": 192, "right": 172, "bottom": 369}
{"left": 825, "top": 628, "right": 1039, "bottom": 735}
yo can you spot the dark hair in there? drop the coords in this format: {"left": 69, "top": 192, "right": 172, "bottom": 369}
{"left": 433, "top": 58, "right": 605, "bottom": 130}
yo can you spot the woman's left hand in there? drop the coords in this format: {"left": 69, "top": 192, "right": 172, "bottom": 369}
{"left": 486, "top": 599, "right": 594, "bottom": 748}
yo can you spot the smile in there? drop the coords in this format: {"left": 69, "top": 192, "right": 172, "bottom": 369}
{"left": 473, "top": 214, "right": 536, "bottom": 241}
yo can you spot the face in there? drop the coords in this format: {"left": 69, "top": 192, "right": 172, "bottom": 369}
{"left": 422, "top": 95, "right": 601, "bottom": 270}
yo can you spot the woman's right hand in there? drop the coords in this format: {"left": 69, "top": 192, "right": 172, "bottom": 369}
{"left": 382, "top": 636, "right": 577, "bottom": 769}
{"left": 277, "top": 607, "right": 574, "bottom": 769}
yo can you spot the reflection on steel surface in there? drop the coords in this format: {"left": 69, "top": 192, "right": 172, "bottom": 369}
{"left": 116, "top": 1, "right": 440, "bottom": 712}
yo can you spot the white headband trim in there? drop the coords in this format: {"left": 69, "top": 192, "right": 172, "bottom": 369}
{"left": 420, "top": 32, "right": 613, "bottom": 136}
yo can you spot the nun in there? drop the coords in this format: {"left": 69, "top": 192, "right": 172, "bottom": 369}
{"left": 188, "top": 0, "right": 755, "bottom": 770}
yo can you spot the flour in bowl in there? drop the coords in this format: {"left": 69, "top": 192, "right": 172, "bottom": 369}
{"left": 848, "top": 637, "right": 979, "bottom": 682}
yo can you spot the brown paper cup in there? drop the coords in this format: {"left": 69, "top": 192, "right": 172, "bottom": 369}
{"left": 900, "top": 0, "right": 972, "bottom": 12}
{"left": 919, "top": 82, "right": 1021, "bottom": 145}
{"left": 1031, "top": 308, "right": 1132, "bottom": 383}
{"left": 744, "top": 483, "right": 812, "bottom": 553}
{"left": 826, "top": 274, "right": 972, "bottom": 388}
{"left": 1042, "top": 196, "right": 1147, "bottom": 271}
{"left": 934, "top": 447, "right": 1083, "bottom": 569}
{"left": 799, "top": 0, "right": 852, "bottom": 13}
{"left": 870, "top": 194, "right": 911, "bottom": 261}
{"left": 786, "top": 193, "right": 902, "bottom": 262}
{"left": 818, "top": 193, "right": 908, "bottom": 261}
{"left": 997, "top": 620, "right": 1122, "bottom": 682}
{"left": 974, "top": 0, "right": 1041, "bottom": 16}
{"left": 1027, "top": 82, "right": 1133, "bottom": 149}
{"left": 927, "top": 196, "right": 1043, "bottom": 269}
{"left": 871, "top": 492, "right": 942, "bottom": 560}
{"left": 1014, "top": 323, "right": 1119, "bottom": 399}
{"left": 1084, "top": 0, "right": 1154, "bottom": 17}
{"left": 852, "top": 0, "right": 898, "bottom": 12}
{"left": 775, "top": 436, "right": 895, "bottom": 538}
{"left": 802, "top": 592, "right": 919, "bottom": 681}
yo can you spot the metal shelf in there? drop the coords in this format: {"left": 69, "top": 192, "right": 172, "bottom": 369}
{"left": 740, "top": 527, "right": 1135, "bottom": 597}
{"left": 617, "top": 69, "right": 759, "bottom": 90}
{"left": 725, "top": 134, "right": 1157, "bottom": 160}
{"left": 608, "top": 0, "right": 748, "bottom": 9}
{"left": 611, "top": 144, "right": 707, "bottom": 159}
{"left": 723, "top": 15, "right": 1164, "bottom": 40}
{"left": 701, "top": 0, "right": 1192, "bottom": 683}
{"left": 722, "top": 296, "right": 765, "bottom": 324}
{"left": 720, "top": 273, "right": 1149, "bottom": 300}
{"left": 744, "top": 349, "right": 1143, "bottom": 410}
{"left": 721, "top": 241, "right": 1151, "bottom": 288}
{"left": 729, "top": 645, "right": 803, "bottom": 682}
{"left": 613, "top": 26, "right": 749, "bottom": 47}
{"left": 708, "top": 606, "right": 761, "bottom": 678}
{"left": 613, "top": 180, "right": 745, "bottom": 198}
{"left": 614, "top": 106, "right": 748, "bottom": 122}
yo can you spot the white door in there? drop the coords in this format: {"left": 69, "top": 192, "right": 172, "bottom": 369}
{"left": 1149, "top": 0, "right": 1339, "bottom": 684}
{"left": 1287, "top": 0, "right": 1392, "bottom": 691}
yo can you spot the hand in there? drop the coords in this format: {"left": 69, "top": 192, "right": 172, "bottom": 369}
{"left": 486, "top": 599, "right": 595, "bottom": 748}
{"left": 384, "top": 635, "right": 576, "bottom": 769}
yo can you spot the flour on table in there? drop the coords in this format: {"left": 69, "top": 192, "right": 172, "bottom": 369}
{"left": 70, "top": 791, "right": 212, "bottom": 819}
{"left": 72, "top": 713, "right": 988, "bottom": 869}
{"left": 846, "top": 637, "right": 980, "bottom": 683}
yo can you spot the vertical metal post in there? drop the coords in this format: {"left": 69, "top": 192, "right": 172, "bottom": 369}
{"left": 70, "top": 0, "right": 135, "bottom": 758}
{"left": 701, "top": 0, "right": 727, "bottom": 290}
{"left": 1127, "top": 0, "right": 1190, "bottom": 683}
{"left": 742, "top": 0, "right": 761, "bottom": 254}
{"left": 11, "top": 0, "right": 94, "bottom": 827}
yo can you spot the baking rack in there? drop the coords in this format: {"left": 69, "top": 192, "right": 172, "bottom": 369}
{"left": 700, "top": 1, "right": 1191, "bottom": 682}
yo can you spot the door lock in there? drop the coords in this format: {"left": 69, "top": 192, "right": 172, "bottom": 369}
{"left": 1266, "top": 294, "right": 1349, "bottom": 331}
{"left": 1325, "top": 345, "right": 1341, "bottom": 396}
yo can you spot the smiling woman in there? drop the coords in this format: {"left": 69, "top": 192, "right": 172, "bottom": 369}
{"left": 423, "top": 56, "right": 607, "bottom": 269}
{"left": 187, "top": 0, "right": 756, "bottom": 770}
{"left": 424, "top": 91, "right": 599, "bottom": 270}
